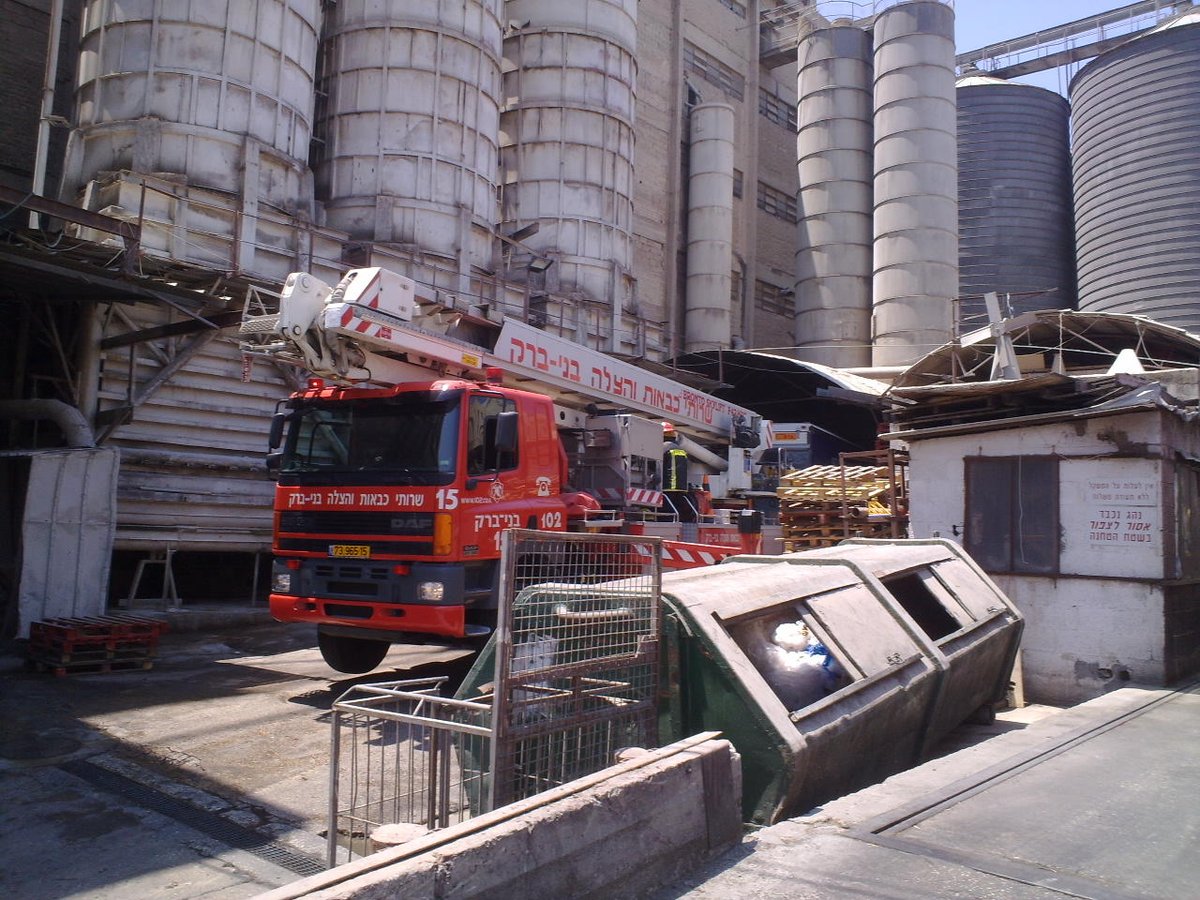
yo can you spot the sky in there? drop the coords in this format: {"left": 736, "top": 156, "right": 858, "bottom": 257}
{"left": 952, "top": 1, "right": 1179, "bottom": 94}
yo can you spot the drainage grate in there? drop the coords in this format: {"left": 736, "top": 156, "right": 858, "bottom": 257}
{"left": 59, "top": 759, "right": 326, "bottom": 877}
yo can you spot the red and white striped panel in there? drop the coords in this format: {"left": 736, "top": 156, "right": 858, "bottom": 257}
{"left": 626, "top": 488, "right": 664, "bottom": 507}
{"left": 338, "top": 305, "right": 396, "bottom": 341}
{"left": 588, "top": 488, "right": 663, "bottom": 508}
{"left": 633, "top": 541, "right": 733, "bottom": 569}
{"left": 662, "top": 544, "right": 725, "bottom": 568}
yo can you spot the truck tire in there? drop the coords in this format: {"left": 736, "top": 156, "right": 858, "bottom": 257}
{"left": 318, "top": 633, "right": 390, "bottom": 674}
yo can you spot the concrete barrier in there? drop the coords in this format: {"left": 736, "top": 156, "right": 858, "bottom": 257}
{"left": 256, "top": 734, "right": 742, "bottom": 899}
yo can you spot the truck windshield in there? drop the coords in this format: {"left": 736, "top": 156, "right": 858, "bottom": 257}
{"left": 279, "top": 393, "right": 461, "bottom": 485}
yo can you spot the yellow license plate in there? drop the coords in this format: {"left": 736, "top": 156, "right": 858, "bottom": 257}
{"left": 329, "top": 544, "right": 371, "bottom": 559}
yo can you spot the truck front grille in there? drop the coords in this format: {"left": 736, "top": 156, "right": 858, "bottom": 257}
{"left": 279, "top": 511, "right": 433, "bottom": 536}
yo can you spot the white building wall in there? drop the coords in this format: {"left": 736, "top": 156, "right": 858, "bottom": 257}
{"left": 631, "top": 0, "right": 798, "bottom": 356}
{"left": 906, "top": 410, "right": 1180, "bottom": 705}
{"left": 907, "top": 411, "right": 1167, "bottom": 541}
{"left": 997, "top": 576, "right": 1165, "bottom": 706}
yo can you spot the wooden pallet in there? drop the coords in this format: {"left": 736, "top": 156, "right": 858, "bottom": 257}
{"left": 26, "top": 652, "right": 156, "bottom": 677}
{"left": 776, "top": 454, "right": 909, "bottom": 552}
{"left": 782, "top": 522, "right": 901, "bottom": 552}
{"left": 27, "top": 615, "right": 167, "bottom": 677}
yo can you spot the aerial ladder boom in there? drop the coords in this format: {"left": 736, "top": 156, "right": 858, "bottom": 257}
{"left": 241, "top": 267, "right": 761, "bottom": 447}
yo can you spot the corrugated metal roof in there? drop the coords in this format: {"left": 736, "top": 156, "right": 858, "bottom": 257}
{"left": 672, "top": 350, "right": 889, "bottom": 449}
{"left": 893, "top": 310, "right": 1200, "bottom": 388}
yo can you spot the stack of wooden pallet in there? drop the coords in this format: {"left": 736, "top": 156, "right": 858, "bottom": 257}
{"left": 777, "top": 454, "right": 908, "bottom": 551}
{"left": 26, "top": 615, "right": 169, "bottom": 676}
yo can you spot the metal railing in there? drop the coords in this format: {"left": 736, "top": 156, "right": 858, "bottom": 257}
{"left": 327, "top": 678, "right": 492, "bottom": 867}
{"left": 956, "top": 1, "right": 1192, "bottom": 76}
{"left": 326, "top": 531, "right": 665, "bottom": 867}
{"left": 489, "top": 530, "right": 663, "bottom": 808}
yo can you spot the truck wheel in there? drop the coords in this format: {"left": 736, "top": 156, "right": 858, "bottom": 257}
{"left": 318, "top": 633, "right": 390, "bottom": 674}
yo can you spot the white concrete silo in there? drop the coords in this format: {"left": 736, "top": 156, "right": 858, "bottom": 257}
{"left": 686, "top": 103, "right": 736, "bottom": 353}
{"left": 794, "top": 21, "right": 874, "bottom": 368}
{"left": 65, "top": 0, "right": 321, "bottom": 214}
{"left": 871, "top": 0, "right": 957, "bottom": 367}
{"left": 501, "top": 0, "right": 637, "bottom": 346}
{"left": 317, "top": 0, "right": 503, "bottom": 272}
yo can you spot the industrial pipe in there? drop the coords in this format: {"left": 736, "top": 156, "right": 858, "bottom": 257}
{"left": 29, "top": 0, "right": 65, "bottom": 227}
{"left": 0, "top": 399, "right": 95, "bottom": 447}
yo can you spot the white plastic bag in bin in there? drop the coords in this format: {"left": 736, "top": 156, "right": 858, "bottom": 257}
{"left": 760, "top": 622, "right": 844, "bottom": 711}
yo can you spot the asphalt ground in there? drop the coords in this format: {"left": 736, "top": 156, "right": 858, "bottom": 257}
{"left": 0, "top": 616, "right": 477, "bottom": 899}
{"left": 5, "top": 614, "right": 1193, "bottom": 900}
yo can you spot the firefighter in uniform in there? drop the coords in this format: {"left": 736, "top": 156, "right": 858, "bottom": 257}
{"left": 661, "top": 422, "right": 696, "bottom": 522}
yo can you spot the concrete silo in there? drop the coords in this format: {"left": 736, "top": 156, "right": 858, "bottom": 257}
{"left": 957, "top": 73, "right": 1075, "bottom": 331}
{"left": 65, "top": 0, "right": 321, "bottom": 214}
{"left": 794, "top": 21, "right": 874, "bottom": 368}
{"left": 871, "top": 0, "right": 957, "bottom": 367}
{"left": 317, "top": 0, "right": 503, "bottom": 272}
{"left": 501, "top": 0, "right": 637, "bottom": 347}
{"left": 1072, "top": 14, "right": 1200, "bottom": 332}
{"left": 686, "top": 103, "right": 736, "bottom": 353}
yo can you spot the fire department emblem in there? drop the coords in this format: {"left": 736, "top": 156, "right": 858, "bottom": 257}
{"left": 490, "top": 481, "right": 506, "bottom": 501}
{"left": 535, "top": 476, "right": 552, "bottom": 497}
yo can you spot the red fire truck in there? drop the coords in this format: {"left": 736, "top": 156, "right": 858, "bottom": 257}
{"left": 241, "top": 267, "right": 763, "bottom": 672}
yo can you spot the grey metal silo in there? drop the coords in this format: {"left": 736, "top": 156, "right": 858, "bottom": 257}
{"left": 872, "top": 0, "right": 957, "bottom": 368}
{"left": 1072, "top": 15, "right": 1200, "bottom": 332}
{"left": 501, "top": 0, "right": 638, "bottom": 350}
{"left": 65, "top": 0, "right": 320, "bottom": 214}
{"left": 795, "top": 22, "right": 874, "bottom": 369}
{"left": 957, "top": 73, "right": 1075, "bottom": 332}
{"left": 317, "top": 0, "right": 503, "bottom": 273}
{"left": 686, "top": 103, "right": 736, "bottom": 353}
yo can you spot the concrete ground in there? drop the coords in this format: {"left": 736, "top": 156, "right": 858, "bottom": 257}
{"left": 0, "top": 611, "right": 477, "bottom": 899}
{"left": 660, "top": 680, "right": 1200, "bottom": 899}
{"left": 4, "top": 612, "right": 1196, "bottom": 900}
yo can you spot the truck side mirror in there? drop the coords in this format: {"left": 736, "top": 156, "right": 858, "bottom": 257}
{"left": 268, "top": 410, "right": 287, "bottom": 451}
{"left": 266, "top": 450, "right": 283, "bottom": 472}
{"left": 495, "top": 410, "right": 519, "bottom": 454}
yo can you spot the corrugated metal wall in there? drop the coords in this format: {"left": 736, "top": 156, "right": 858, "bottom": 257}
{"left": 1072, "top": 18, "right": 1200, "bottom": 333}
{"left": 16, "top": 448, "right": 117, "bottom": 635}
{"left": 98, "top": 303, "right": 286, "bottom": 552}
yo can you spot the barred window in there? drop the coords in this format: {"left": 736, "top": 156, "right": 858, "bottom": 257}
{"left": 718, "top": 0, "right": 747, "bottom": 17}
{"left": 755, "top": 280, "right": 794, "bottom": 317}
{"left": 733, "top": 169, "right": 743, "bottom": 199}
{"left": 965, "top": 457, "right": 1060, "bottom": 574}
{"left": 759, "top": 87, "right": 797, "bottom": 130}
{"left": 731, "top": 267, "right": 743, "bottom": 306}
{"left": 684, "top": 42, "right": 745, "bottom": 101}
{"left": 757, "top": 181, "right": 797, "bottom": 223}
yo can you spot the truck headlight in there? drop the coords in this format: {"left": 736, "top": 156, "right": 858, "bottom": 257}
{"left": 272, "top": 571, "right": 293, "bottom": 593}
{"left": 417, "top": 581, "right": 445, "bottom": 602}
